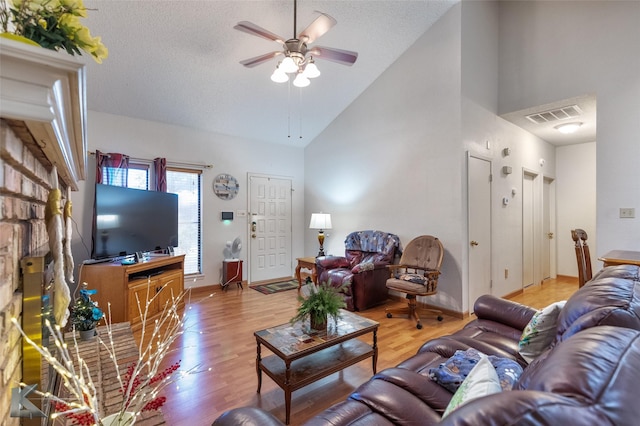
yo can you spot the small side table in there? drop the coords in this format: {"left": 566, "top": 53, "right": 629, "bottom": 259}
{"left": 222, "top": 259, "right": 243, "bottom": 290}
{"left": 295, "top": 257, "right": 318, "bottom": 290}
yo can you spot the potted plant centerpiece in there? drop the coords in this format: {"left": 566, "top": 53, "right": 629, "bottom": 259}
{"left": 291, "top": 278, "right": 346, "bottom": 331}
{"left": 70, "top": 284, "right": 104, "bottom": 340}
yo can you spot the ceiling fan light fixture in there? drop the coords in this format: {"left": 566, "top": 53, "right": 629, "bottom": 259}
{"left": 555, "top": 122, "right": 583, "bottom": 134}
{"left": 293, "top": 72, "right": 310, "bottom": 87}
{"left": 271, "top": 65, "right": 289, "bottom": 83}
{"left": 280, "top": 56, "right": 298, "bottom": 73}
{"left": 302, "top": 59, "right": 320, "bottom": 78}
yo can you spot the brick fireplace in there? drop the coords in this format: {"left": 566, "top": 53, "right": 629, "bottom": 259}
{"left": 0, "top": 38, "right": 87, "bottom": 424}
{"left": 0, "top": 120, "right": 55, "bottom": 423}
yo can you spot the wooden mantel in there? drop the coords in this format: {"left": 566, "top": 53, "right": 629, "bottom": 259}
{"left": 0, "top": 37, "right": 87, "bottom": 189}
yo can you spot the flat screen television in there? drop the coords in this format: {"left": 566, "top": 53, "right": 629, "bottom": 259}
{"left": 92, "top": 184, "right": 179, "bottom": 259}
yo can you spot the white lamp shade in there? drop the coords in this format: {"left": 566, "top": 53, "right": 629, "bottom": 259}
{"left": 309, "top": 213, "right": 332, "bottom": 230}
{"left": 302, "top": 61, "right": 320, "bottom": 78}
{"left": 293, "top": 73, "right": 310, "bottom": 88}
{"left": 280, "top": 56, "right": 298, "bottom": 73}
{"left": 270, "top": 66, "right": 289, "bottom": 83}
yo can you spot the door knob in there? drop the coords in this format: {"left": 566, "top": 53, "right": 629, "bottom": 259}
{"left": 548, "top": 232, "right": 554, "bottom": 239}
{"left": 251, "top": 233, "right": 256, "bottom": 239}
{"left": 470, "top": 241, "right": 479, "bottom": 247}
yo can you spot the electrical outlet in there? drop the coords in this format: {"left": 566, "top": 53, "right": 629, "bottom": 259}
{"left": 620, "top": 208, "right": 636, "bottom": 218}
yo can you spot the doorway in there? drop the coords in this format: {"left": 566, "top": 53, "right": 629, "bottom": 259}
{"left": 522, "top": 171, "right": 537, "bottom": 287}
{"left": 248, "top": 174, "right": 293, "bottom": 283}
{"left": 467, "top": 153, "right": 492, "bottom": 312}
{"left": 542, "top": 177, "right": 556, "bottom": 281}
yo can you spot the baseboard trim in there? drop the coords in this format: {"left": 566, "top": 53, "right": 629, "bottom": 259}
{"left": 503, "top": 288, "right": 524, "bottom": 299}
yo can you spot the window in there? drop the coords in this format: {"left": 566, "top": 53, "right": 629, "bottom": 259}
{"left": 101, "top": 163, "right": 202, "bottom": 275}
{"left": 166, "top": 168, "right": 202, "bottom": 275}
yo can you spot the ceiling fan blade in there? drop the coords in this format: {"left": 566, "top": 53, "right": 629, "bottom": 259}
{"left": 310, "top": 46, "right": 358, "bottom": 66}
{"left": 239, "top": 51, "right": 283, "bottom": 68}
{"left": 234, "top": 21, "right": 286, "bottom": 44}
{"left": 298, "top": 12, "right": 336, "bottom": 44}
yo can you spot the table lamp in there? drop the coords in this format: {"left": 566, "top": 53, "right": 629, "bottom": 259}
{"left": 309, "top": 213, "right": 332, "bottom": 257}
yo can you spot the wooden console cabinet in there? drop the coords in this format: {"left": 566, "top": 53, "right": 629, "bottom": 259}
{"left": 78, "top": 255, "right": 185, "bottom": 331}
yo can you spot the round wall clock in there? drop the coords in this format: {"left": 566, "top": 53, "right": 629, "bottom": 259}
{"left": 213, "top": 173, "right": 239, "bottom": 200}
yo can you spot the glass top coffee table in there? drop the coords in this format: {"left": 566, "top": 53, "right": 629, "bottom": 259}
{"left": 254, "top": 309, "right": 379, "bottom": 424}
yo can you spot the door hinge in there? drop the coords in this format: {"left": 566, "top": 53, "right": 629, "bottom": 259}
{"left": 490, "top": 280, "right": 493, "bottom": 289}
{"left": 489, "top": 174, "right": 493, "bottom": 182}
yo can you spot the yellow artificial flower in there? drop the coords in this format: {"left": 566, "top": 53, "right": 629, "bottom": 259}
{"left": 12, "top": 0, "right": 42, "bottom": 12}
{"left": 4, "top": 0, "right": 106, "bottom": 63}
{"left": 73, "top": 24, "right": 92, "bottom": 46}
{"left": 60, "top": 0, "right": 87, "bottom": 18}
{"left": 90, "top": 36, "right": 108, "bottom": 63}
{"left": 58, "top": 12, "right": 81, "bottom": 33}
{"left": 27, "top": 0, "right": 61, "bottom": 10}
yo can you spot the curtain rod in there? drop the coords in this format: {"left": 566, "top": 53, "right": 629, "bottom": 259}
{"left": 87, "top": 151, "right": 213, "bottom": 169}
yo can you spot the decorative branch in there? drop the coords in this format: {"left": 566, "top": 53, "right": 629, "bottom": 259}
{"left": 13, "top": 285, "right": 215, "bottom": 425}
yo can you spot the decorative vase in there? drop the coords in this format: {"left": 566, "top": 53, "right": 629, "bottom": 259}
{"left": 102, "top": 411, "right": 135, "bottom": 426}
{"left": 310, "top": 314, "right": 327, "bottom": 331}
{"left": 79, "top": 328, "right": 96, "bottom": 341}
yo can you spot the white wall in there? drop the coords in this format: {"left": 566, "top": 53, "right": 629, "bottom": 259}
{"left": 71, "top": 111, "right": 305, "bottom": 288}
{"left": 461, "top": 0, "right": 556, "bottom": 300}
{"left": 556, "top": 142, "right": 597, "bottom": 275}
{"left": 305, "top": 4, "right": 465, "bottom": 310}
{"left": 499, "top": 1, "right": 640, "bottom": 256}
{"left": 304, "top": 3, "right": 557, "bottom": 314}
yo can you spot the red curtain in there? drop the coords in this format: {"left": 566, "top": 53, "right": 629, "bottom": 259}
{"left": 154, "top": 157, "right": 167, "bottom": 192}
{"left": 95, "top": 150, "right": 130, "bottom": 186}
{"left": 92, "top": 150, "right": 130, "bottom": 259}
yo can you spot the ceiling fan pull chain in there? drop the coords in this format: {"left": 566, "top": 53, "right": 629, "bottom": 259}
{"left": 287, "top": 80, "right": 292, "bottom": 138}
{"left": 299, "top": 88, "right": 303, "bottom": 139}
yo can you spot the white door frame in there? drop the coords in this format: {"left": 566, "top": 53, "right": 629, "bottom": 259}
{"left": 522, "top": 168, "right": 542, "bottom": 288}
{"left": 247, "top": 173, "right": 293, "bottom": 284}
{"left": 543, "top": 176, "right": 557, "bottom": 280}
{"left": 467, "top": 152, "right": 492, "bottom": 313}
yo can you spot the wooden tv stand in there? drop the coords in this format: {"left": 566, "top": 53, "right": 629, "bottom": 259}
{"left": 78, "top": 255, "right": 185, "bottom": 331}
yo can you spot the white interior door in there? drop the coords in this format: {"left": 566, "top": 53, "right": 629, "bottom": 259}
{"left": 542, "top": 177, "right": 554, "bottom": 280}
{"left": 522, "top": 171, "right": 537, "bottom": 287}
{"left": 249, "top": 175, "right": 292, "bottom": 283}
{"left": 468, "top": 154, "right": 492, "bottom": 313}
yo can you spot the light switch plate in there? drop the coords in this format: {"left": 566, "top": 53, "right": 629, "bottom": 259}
{"left": 620, "top": 208, "right": 635, "bottom": 218}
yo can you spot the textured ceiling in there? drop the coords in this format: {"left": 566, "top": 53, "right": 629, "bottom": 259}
{"left": 79, "top": 0, "right": 458, "bottom": 147}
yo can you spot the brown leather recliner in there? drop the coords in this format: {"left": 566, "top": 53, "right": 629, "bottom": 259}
{"left": 315, "top": 230, "right": 401, "bottom": 311}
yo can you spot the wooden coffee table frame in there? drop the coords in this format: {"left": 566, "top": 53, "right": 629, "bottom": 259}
{"left": 254, "top": 310, "right": 379, "bottom": 424}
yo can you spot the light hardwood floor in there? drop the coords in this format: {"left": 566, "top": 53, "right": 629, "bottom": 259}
{"left": 150, "top": 276, "right": 578, "bottom": 426}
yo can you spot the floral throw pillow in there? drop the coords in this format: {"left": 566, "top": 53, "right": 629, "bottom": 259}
{"left": 442, "top": 356, "right": 502, "bottom": 418}
{"left": 518, "top": 300, "right": 566, "bottom": 363}
{"left": 428, "top": 348, "right": 523, "bottom": 393}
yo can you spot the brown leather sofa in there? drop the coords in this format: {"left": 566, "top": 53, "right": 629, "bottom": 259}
{"left": 315, "top": 230, "right": 401, "bottom": 311}
{"left": 213, "top": 264, "right": 640, "bottom": 426}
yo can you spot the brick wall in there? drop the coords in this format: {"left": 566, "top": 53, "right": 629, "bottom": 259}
{"left": 0, "top": 119, "right": 54, "bottom": 424}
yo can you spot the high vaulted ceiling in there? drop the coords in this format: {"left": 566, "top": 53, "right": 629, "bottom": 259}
{"left": 80, "top": 0, "right": 458, "bottom": 147}
{"left": 78, "top": 1, "right": 596, "bottom": 149}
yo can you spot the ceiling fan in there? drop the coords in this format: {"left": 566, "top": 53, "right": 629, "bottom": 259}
{"left": 234, "top": 0, "right": 358, "bottom": 87}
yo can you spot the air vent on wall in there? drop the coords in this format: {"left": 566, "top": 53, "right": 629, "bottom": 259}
{"left": 525, "top": 105, "right": 583, "bottom": 124}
